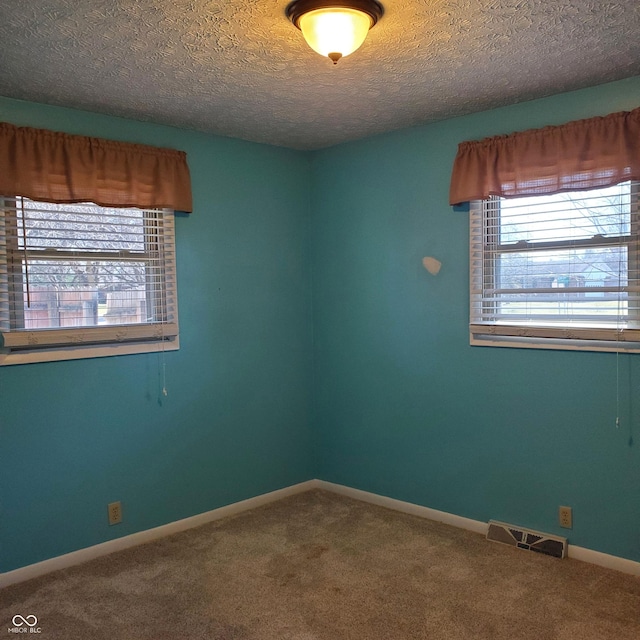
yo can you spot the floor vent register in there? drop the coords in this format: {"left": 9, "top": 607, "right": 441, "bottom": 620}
{"left": 487, "top": 520, "right": 567, "bottom": 559}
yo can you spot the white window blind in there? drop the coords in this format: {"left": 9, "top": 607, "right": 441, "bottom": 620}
{"left": 0, "top": 197, "right": 178, "bottom": 354}
{"left": 470, "top": 181, "right": 640, "bottom": 349}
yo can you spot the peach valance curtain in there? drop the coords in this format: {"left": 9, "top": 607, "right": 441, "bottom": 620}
{"left": 449, "top": 107, "right": 640, "bottom": 205}
{"left": 0, "top": 122, "right": 192, "bottom": 212}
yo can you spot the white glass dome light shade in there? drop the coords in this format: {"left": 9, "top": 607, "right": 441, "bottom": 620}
{"left": 298, "top": 8, "right": 373, "bottom": 63}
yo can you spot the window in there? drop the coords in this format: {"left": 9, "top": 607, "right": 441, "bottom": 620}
{"left": 470, "top": 181, "right": 640, "bottom": 351}
{"left": 0, "top": 121, "right": 191, "bottom": 365}
{"left": 0, "top": 197, "right": 178, "bottom": 364}
{"left": 450, "top": 107, "right": 640, "bottom": 351}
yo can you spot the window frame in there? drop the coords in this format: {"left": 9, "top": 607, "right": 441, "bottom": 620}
{"left": 0, "top": 197, "right": 179, "bottom": 366}
{"left": 469, "top": 181, "right": 640, "bottom": 353}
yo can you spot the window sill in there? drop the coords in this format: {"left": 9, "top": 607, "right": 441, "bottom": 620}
{"left": 470, "top": 332, "right": 640, "bottom": 353}
{"left": 0, "top": 337, "right": 179, "bottom": 366}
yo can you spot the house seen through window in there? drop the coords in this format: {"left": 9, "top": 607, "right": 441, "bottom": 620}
{"left": 0, "top": 197, "right": 178, "bottom": 362}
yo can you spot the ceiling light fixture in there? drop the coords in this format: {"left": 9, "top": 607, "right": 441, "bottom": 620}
{"left": 286, "top": 0, "right": 383, "bottom": 65}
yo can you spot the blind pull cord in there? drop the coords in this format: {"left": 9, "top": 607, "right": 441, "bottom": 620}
{"left": 161, "top": 322, "right": 167, "bottom": 397}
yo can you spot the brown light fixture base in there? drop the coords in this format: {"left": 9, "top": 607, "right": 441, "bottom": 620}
{"left": 286, "top": 0, "right": 384, "bottom": 29}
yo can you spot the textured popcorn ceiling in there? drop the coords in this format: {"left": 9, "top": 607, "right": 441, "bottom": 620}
{"left": 0, "top": 0, "right": 639, "bottom": 149}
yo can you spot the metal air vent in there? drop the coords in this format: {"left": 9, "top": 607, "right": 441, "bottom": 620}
{"left": 487, "top": 520, "right": 567, "bottom": 559}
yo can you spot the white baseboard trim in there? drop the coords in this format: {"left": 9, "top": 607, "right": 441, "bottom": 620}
{"left": 0, "top": 480, "right": 319, "bottom": 589}
{"left": 567, "top": 544, "right": 640, "bottom": 576}
{"left": 3, "top": 478, "right": 639, "bottom": 587}
{"left": 316, "top": 480, "right": 640, "bottom": 577}
{"left": 316, "top": 480, "right": 489, "bottom": 535}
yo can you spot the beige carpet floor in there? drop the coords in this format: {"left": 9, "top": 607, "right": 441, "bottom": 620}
{"left": 2, "top": 489, "right": 640, "bottom": 639}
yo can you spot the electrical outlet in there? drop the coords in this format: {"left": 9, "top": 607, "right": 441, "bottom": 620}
{"left": 559, "top": 505, "right": 572, "bottom": 529}
{"left": 108, "top": 501, "right": 122, "bottom": 526}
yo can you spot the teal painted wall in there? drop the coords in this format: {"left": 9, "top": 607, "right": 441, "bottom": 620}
{"left": 311, "top": 76, "right": 640, "bottom": 562}
{"left": 0, "top": 98, "right": 314, "bottom": 572}
{"left": 3, "top": 76, "right": 640, "bottom": 574}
